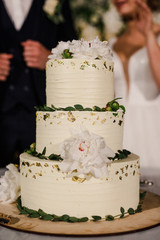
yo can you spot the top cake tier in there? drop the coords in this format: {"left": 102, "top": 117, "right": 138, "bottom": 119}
{"left": 46, "top": 59, "right": 114, "bottom": 108}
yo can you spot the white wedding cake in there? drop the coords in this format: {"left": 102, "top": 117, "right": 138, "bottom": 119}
{"left": 19, "top": 38, "right": 140, "bottom": 220}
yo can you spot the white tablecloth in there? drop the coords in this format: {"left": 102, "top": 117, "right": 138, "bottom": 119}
{"left": 0, "top": 167, "right": 160, "bottom": 240}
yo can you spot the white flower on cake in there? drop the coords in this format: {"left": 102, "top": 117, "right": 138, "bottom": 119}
{"left": 59, "top": 128, "right": 115, "bottom": 178}
{"left": 0, "top": 164, "right": 20, "bottom": 204}
{"left": 49, "top": 37, "right": 113, "bottom": 60}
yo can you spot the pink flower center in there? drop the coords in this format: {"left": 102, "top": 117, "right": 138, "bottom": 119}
{"left": 78, "top": 141, "right": 90, "bottom": 152}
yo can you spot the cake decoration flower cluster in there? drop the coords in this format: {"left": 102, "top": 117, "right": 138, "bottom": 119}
{"left": 59, "top": 128, "right": 115, "bottom": 178}
{"left": 0, "top": 164, "right": 20, "bottom": 204}
{"left": 48, "top": 37, "right": 113, "bottom": 60}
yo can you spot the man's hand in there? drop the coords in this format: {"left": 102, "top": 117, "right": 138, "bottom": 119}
{"left": 22, "top": 40, "right": 51, "bottom": 70}
{"left": 0, "top": 54, "right": 13, "bottom": 81}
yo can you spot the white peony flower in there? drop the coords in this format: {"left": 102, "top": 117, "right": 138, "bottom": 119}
{"left": 48, "top": 41, "right": 70, "bottom": 59}
{"left": 49, "top": 37, "right": 113, "bottom": 60}
{"left": 59, "top": 128, "right": 115, "bottom": 178}
{"left": 43, "top": 0, "right": 58, "bottom": 16}
{"left": 0, "top": 164, "right": 20, "bottom": 204}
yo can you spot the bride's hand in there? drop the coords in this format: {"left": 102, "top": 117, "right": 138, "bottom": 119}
{"left": 135, "top": 0, "right": 153, "bottom": 37}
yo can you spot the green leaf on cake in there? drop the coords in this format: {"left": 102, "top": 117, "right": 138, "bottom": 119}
{"left": 105, "top": 215, "right": 114, "bottom": 221}
{"left": 135, "top": 204, "right": 142, "bottom": 213}
{"left": 68, "top": 217, "right": 79, "bottom": 222}
{"left": 64, "top": 106, "right": 76, "bottom": 111}
{"left": 38, "top": 209, "right": 48, "bottom": 217}
{"left": 93, "top": 106, "right": 101, "bottom": 111}
{"left": 140, "top": 191, "right": 147, "bottom": 201}
{"left": 28, "top": 212, "right": 40, "bottom": 218}
{"left": 60, "top": 214, "right": 70, "bottom": 221}
{"left": 48, "top": 153, "right": 63, "bottom": 161}
{"left": 78, "top": 217, "right": 89, "bottom": 222}
{"left": 128, "top": 208, "right": 135, "bottom": 215}
{"left": 51, "top": 105, "right": 57, "bottom": 110}
{"left": 120, "top": 207, "right": 125, "bottom": 214}
{"left": 109, "top": 149, "right": 131, "bottom": 161}
{"left": 92, "top": 215, "right": 102, "bottom": 221}
{"left": 119, "top": 105, "right": 126, "bottom": 113}
{"left": 23, "top": 207, "right": 37, "bottom": 215}
{"left": 74, "top": 104, "right": 84, "bottom": 110}
{"left": 83, "top": 108, "right": 92, "bottom": 111}
{"left": 62, "top": 49, "right": 73, "bottom": 59}
{"left": 41, "top": 214, "right": 54, "bottom": 221}
{"left": 42, "top": 147, "right": 46, "bottom": 155}
{"left": 43, "top": 105, "right": 53, "bottom": 111}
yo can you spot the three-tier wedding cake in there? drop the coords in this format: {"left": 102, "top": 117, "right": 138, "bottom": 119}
{"left": 20, "top": 38, "right": 140, "bottom": 220}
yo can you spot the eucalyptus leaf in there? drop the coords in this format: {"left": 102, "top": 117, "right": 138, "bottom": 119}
{"left": 119, "top": 105, "right": 126, "bottom": 113}
{"left": 42, "top": 147, "right": 46, "bottom": 155}
{"left": 79, "top": 217, "right": 89, "bottom": 222}
{"left": 93, "top": 106, "right": 101, "bottom": 111}
{"left": 120, "top": 207, "right": 125, "bottom": 214}
{"left": 42, "top": 214, "right": 54, "bottom": 221}
{"left": 140, "top": 192, "right": 146, "bottom": 201}
{"left": 61, "top": 214, "right": 70, "bottom": 221}
{"left": 38, "top": 209, "right": 48, "bottom": 217}
{"left": 128, "top": 208, "right": 135, "bottom": 215}
{"left": 68, "top": 217, "right": 79, "bottom": 222}
{"left": 92, "top": 215, "right": 102, "bottom": 221}
{"left": 74, "top": 104, "right": 84, "bottom": 110}
{"left": 28, "top": 212, "right": 40, "bottom": 218}
{"left": 64, "top": 107, "right": 75, "bottom": 111}
{"left": 23, "top": 207, "right": 37, "bottom": 214}
{"left": 83, "top": 108, "right": 92, "bottom": 111}
{"left": 106, "top": 215, "right": 114, "bottom": 221}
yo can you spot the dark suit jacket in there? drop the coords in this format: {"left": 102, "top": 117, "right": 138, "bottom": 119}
{"left": 0, "top": 0, "right": 77, "bottom": 112}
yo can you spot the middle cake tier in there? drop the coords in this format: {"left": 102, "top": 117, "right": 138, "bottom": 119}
{"left": 36, "top": 110, "right": 124, "bottom": 155}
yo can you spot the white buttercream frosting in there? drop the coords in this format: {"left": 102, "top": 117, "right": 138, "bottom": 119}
{"left": 36, "top": 111, "right": 124, "bottom": 155}
{"left": 49, "top": 37, "right": 113, "bottom": 60}
{"left": 46, "top": 59, "right": 114, "bottom": 108}
{"left": 20, "top": 153, "right": 140, "bottom": 218}
{"left": 59, "top": 128, "right": 115, "bottom": 178}
{"left": 0, "top": 164, "right": 20, "bottom": 204}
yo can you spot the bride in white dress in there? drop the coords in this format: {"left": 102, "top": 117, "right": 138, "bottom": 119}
{"left": 109, "top": 0, "right": 160, "bottom": 170}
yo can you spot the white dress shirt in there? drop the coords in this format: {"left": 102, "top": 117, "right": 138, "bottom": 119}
{"left": 2, "top": 0, "right": 33, "bottom": 30}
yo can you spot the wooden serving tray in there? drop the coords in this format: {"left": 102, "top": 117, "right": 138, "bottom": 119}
{"left": 0, "top": 191, "right": 160, "bottom": 236}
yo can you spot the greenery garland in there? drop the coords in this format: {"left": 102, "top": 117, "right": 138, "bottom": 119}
{"left": 35, "top": 98, "right": 126, "bottom": 113}
{"left": 25, "top": 143, "right": 131, "bottom": 162}
{"left": 16, "top": 192, "right": 146, "bottom": 223}
{"left": 25, "top": 143, "right": 62, "bottom": 161}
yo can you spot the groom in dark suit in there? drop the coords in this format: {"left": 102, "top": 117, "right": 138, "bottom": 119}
{"left": 0, "top": 0, "right": 77, "bottom": 167}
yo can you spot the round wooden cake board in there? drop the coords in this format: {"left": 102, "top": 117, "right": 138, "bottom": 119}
{"left": 0, "top": 191, "right": 160, "bottom": 236}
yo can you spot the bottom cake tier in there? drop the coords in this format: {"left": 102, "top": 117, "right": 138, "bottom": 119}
{"left": 20, "top": 153, "right": 140, "bottom": 219}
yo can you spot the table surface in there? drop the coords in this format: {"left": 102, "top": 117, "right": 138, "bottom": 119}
{"left": 0, "top": 167, "right": 160, "bottom": 240}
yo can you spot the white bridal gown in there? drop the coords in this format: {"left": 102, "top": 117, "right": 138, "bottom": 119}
{"left": 109, "top": 36, "right": 160, "bottom": 170}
